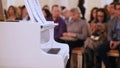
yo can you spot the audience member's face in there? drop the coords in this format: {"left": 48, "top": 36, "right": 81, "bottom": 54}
{"left": 22, "top": 8, "right": 28, "bottom": 17}
{"left": 109, "top": 4, "right": 115, "bottom": 15}
{"left": 97, "top": 11, "right": 104, "bottom": 22}
{"left": 116, "top": 5, "right": 120, "bottom": 16}
{"left": 92, "top": 9, "right": 97, "bottom": 19}
{"left": 71, "top": 12, "right": 80, "bottom": 21}
{"left": 51, "top": 7, "right": 61, "bottom": 18}
{"left": 8, "top": 7, "right": 15, "bottom": 16}
{"left": 42, "top": 10, "right": 47, "bottom": 18}
{"left": 62, "top": 9, "right": 70, "bottom": 19}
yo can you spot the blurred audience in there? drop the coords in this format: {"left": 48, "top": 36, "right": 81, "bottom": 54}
{"left": 97, "top": 3, "right": 120, "bottom": 68}
{"left": 4, "top": 2, "right": 120, "bottom": 68}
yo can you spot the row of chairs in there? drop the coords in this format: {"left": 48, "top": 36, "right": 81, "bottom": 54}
{"left": 70, "top": 47, "right": 120, "bottom": 68}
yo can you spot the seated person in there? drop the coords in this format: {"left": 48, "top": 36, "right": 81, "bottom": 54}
{"left": 85, "top": 8, "right": 108, "bottom": 49}
{"left": 47, "top": 5, "right": 67, "bottom": 42}
{"left": 84, "top": 8, "right": 108, "bottom": 68}
{"left": 96, "top": 3, "right": 120, "bottom": 68}
{"left": 61, "top": 8, "right": 88, "bottom": 68}
{"left": 61, "top": 7, "right": 88, "bottom": 47}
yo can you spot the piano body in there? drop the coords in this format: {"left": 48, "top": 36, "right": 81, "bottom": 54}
{"left": 0, "top": 21, "right": 69, "bottom": 68}
{"left": 0, "top": 0, "right": 69, "bottom": 68}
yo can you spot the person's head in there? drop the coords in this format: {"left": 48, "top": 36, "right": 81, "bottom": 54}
{"left": 43, "top": 5, "right": 49, "bottom": 10}
{"left": 7, "top": 5, "right": 16, "bottom": 17}
{"left": 96, "top": 8, "right": 107, "bottom": 23}
{"left": 114, "top": 3, "right": 120, "bottom": 17}
{"left": 104, "top": 5, "right": 111, "bottom": 16}
{"left": 109, "top": 2, "right": 116, "bottom": 16}
{"left": 42, "top": 9, "right": 51, "bottom": 18}
{"left": 61, "top": 6, "right": 66, "bottom": 11}
{"left": 89, "top": 7, "right": 98, "bottom": 23}
{"left": 70, "top": 8, "right": 81, "bottom": 21}
{"left": 21, "top": 5, "right": 28, "bottom": 18}
{"left": 51, "top": 5, "right": 61, "bottom": 18}
{"left": 62, "top": 9, "right": 70, "bottom": 19}
{"left": 16, "top": 6, "right": 22, "bottom": 18}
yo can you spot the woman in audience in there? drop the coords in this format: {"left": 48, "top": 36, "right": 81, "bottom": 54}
{"left": 61, "top": 8, "right": 88, "bottom": 68}
{"left": 20, "top": 5, "right": 30, "bottom": 21}
{"left": 84, "top": 8, "right": 108, "bottom": 68}
{"left": 89, "top": 7, "right": 98, "bottom": 24}
{"left": 42, "top": 8, "right": 52, "bottom": 19}
{"left": 88, "top": 7, "right": 98, "bottom": 35}
{"left": 7, "top": 5, "right": 17, "bottom": 21}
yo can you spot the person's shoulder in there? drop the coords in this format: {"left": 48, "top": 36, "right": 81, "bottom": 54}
{"left": 58, "top": 17, "right": 66, "bottom": 23}
{"left": 80, "top": 19, "right": 87, "bottom": 25}
{"left": 80, "top": 19, "right": 87, "bottom": 22}
{"left": 58, "top": 17, "right": 65, "bottom": 21}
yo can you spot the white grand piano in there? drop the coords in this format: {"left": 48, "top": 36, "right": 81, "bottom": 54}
{"left": 0, "top": 0, "right": 69, "bottom": 68}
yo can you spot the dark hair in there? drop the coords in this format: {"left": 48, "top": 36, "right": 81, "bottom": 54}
{"left": 110, "top": 2, "right": 119, "bottom": 9}
{"left": 89, "top": 7, "right": 98, "bottom": 23}
{"left": 42, "top": 9, "right": 51, "bottom": 18}
{"left": 96, "top": 8, "right": 108, "bottom": 23}
{"left": 43, "top": 5, "right": 49, "bottom": 9}
{"left": 110, "top": 2, "right": 116, "bottom": 5}
{"left": 114, "top": 2, "right": 120, "bottom": 9}
{"left": 61, "top": 6, "right": 66, "bottom": 11}
{"left": 8, "top": 5, "right": 16, "bottom": 15}
{"left": 21, "top": 5, "right": 26, "bottom": 9}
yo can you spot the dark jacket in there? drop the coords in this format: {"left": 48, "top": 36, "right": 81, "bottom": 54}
{"left": 47, "top": 17, "right": 67, "bottom": 42}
